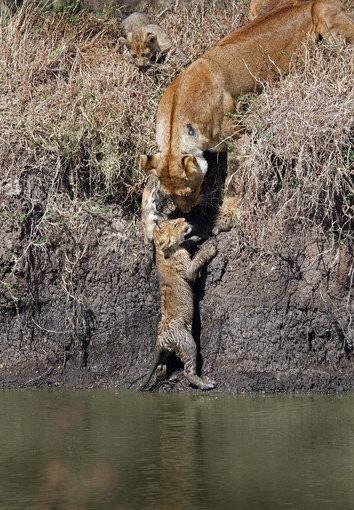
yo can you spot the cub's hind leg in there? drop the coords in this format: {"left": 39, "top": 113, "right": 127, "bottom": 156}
{"left": 175, "top": 330, "right": 216, "bottom": 390}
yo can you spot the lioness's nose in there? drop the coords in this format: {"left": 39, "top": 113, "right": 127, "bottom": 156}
{"left": 175, "top": 198, "right": 192, "bottom": 213}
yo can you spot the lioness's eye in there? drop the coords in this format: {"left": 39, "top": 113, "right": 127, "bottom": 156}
{"left": 187, "top": 124, "right": 196, "bottom": 137}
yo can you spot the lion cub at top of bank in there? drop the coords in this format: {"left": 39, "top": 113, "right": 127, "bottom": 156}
{"left": 141, "top": 218, "right": 217, "bottom": 390}
{"left": 120, "top": 12, "right": 172, "bottom": 68}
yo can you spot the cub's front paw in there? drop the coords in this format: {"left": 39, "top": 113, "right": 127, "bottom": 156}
{"left": 204, "top": 242, "right": 218, "bottom": 259}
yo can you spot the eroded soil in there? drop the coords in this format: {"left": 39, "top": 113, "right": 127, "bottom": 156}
{"left": 1, "top": 176, "right": 353, "bottom": 392}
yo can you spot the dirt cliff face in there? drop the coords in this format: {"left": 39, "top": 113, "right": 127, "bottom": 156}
{"left": 1, "top": 189, "right": 353, "bottom": 392}
{"left": 0, "top": 2, "right": 352, "bottom": 392}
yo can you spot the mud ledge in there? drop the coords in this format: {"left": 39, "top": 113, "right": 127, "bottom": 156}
{"left": 1, "top": 201, "right": 353, "bottom": 393}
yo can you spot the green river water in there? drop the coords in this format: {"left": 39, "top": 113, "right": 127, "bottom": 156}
{"left": 0, "top": 390, "right": 354, "bottom": 510}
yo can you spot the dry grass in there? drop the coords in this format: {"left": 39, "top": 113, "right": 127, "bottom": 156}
{"left": 0, "top": 0, "right": 248, "bottom": 209}
{"left": 0, "top": 0, "right": 352, "bottom": 247}
{"left": 0, "top": 0, "right": 249, "bottom": 305}
{"left": 231, "top": 41, "right": 354, "bottom": 248}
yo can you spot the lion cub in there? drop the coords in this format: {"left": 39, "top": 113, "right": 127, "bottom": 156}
{"left": 120, "top": 12, "right": 172, "bottom": 68}
{"left": 141, "top": 218, "right": 217, "bottom": 390}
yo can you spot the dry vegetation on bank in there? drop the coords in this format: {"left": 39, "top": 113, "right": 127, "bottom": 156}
{"left": 0, "top": 1, "right": 248, "bottom": 205}
{"left": 0, "top": 0, "right": 353, "bottom": 267}
{"left": 236, "top": 42, "right": 353, "bottom": 249}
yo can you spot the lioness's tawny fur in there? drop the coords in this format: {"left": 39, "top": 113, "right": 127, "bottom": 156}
{"left": 249, "top": 0, "right": 308, "bottom": 19}
{"left": 140, "top": 218, "right": 217, "bottom": 390}
{"left": 141, "top": 0, "right": 354, "bottom": 217}
{"left": 120, "top": 12, "right": 172, "bottom": 68}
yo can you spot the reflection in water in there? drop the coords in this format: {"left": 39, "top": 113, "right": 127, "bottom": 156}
{"left": 0, "top": 391, "right": 354, "bottom": 510}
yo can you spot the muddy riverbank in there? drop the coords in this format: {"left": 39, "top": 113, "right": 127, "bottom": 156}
{"left": 1, "top": 195, "right": 353, "bottom": 392}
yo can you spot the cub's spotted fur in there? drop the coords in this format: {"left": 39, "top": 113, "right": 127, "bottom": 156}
{"left": 141, "top": 218, "right": 217, "bottom": 390}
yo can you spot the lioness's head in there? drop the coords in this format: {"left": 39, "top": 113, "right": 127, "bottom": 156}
{"left": 140, "top": 153, "right": 207, "bottom": 213}
{"left": 153, "top": 218, "right": 192, "bottom": 256}
{"left": 120, "top": 29, "right": 159, "bottom": 68}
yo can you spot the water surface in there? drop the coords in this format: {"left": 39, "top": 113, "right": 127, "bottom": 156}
{"left": 1, "top": 391, "right": 354, "bottom": 510}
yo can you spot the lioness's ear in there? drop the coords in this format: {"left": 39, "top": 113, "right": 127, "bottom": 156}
{"left": 140, "top": 154, "right": 160, "bottom": 176}
{"left": 119, "top": 36, "right": 128, "bottom": 45}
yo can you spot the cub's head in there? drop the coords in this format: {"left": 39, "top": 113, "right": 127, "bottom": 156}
{"left": 140, "top": 153, "right": 207, "bottom": 213}
{"left": 153, "top": 218, "right": 192, "bottom": 256}
{"left": 120, "top": 29, "right": 159, "bottom": 68}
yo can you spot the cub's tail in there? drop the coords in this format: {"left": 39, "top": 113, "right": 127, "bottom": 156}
{"left": 139, "top": 348, "right": 169, "bottom": 391}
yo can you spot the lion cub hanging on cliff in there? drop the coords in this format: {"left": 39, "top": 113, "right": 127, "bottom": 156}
{"left": 140, "top": 218, "right": 217, "bottom": 390}
{"left": 120, "top": 12, "right": 172, "bottom": 68}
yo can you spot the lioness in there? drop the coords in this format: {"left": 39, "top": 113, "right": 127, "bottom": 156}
{"left": 140, "top": 218, "right": 217, "bottom": 390}
{"left": 140, "top": 0, "right": 354, "bottom": 216}
{"left": 120, "top": 12, "right": 172, "bottom": 68}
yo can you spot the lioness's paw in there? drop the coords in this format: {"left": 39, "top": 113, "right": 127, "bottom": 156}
{"left": 212, "top": 224, "right": 225, "bottom": 236}
{"left": 212, "top": 217, "right": 235, "bottom": 236}
{"left": 213, "top": 196, "right": 243, "bottom": 236}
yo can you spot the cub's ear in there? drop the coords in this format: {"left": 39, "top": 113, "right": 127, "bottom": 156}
{"left": 182, "top": 154, "right": 208, "bottom": 176}
{"left": 140, "top": 154, "right": 161, "bottom": 176}
{"left": 146, "top": 31, "right": 157, "bottom": 44}
{"left": 182, "top": 155, "right": 200, "bottom": 175}
{"left": 119, "top": 36, "right": 127, "bottom": 45}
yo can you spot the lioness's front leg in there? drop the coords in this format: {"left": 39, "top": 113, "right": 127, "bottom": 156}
{"left": 213, "top": 136, "right": 249, "bottom": 235}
